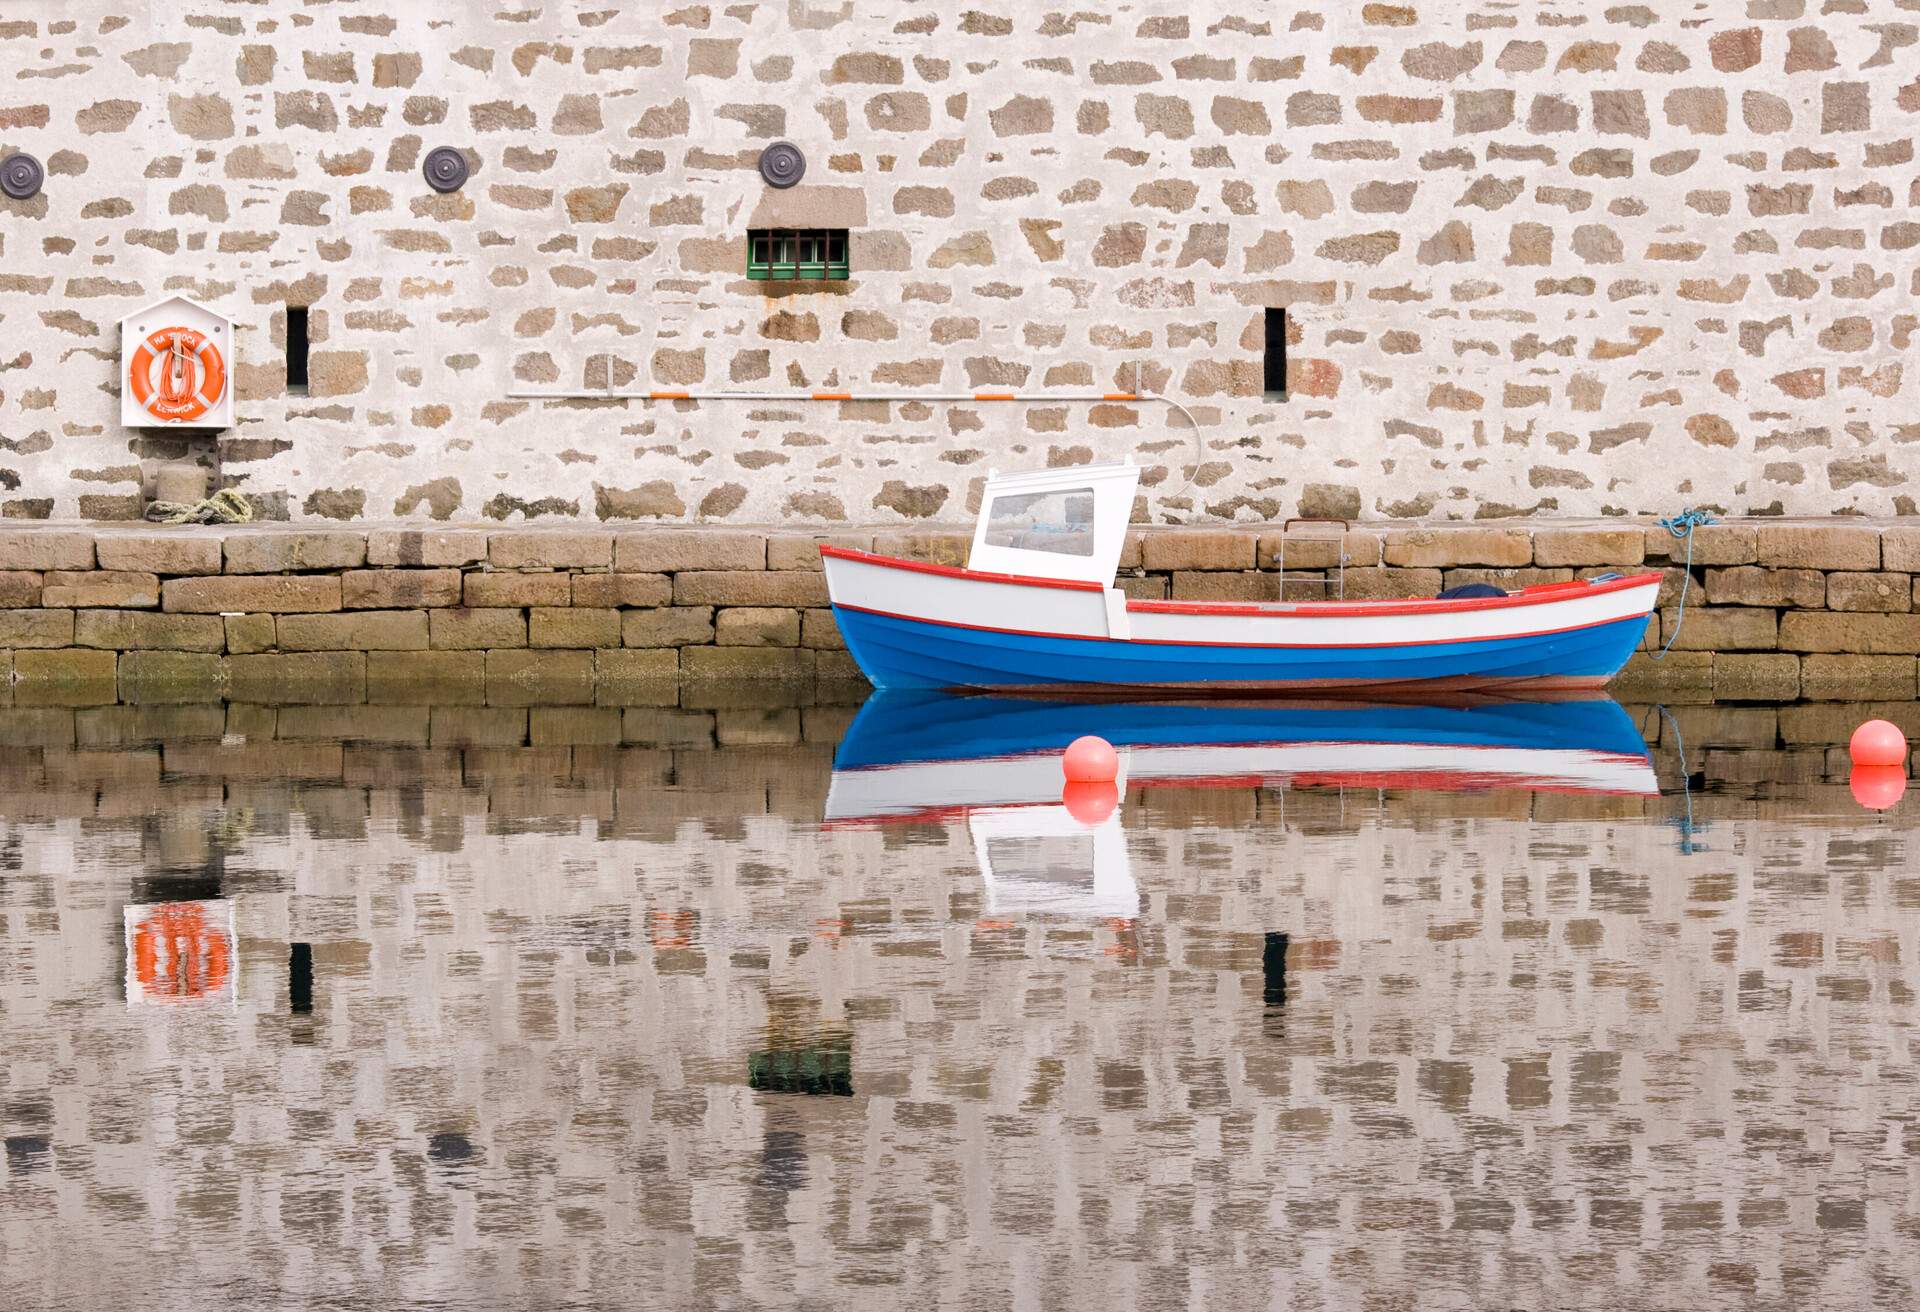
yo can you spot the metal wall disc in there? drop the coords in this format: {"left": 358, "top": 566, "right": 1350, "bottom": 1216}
{"left": 0, "top": 153, "right": 43, "bottom": 200}
{"left": 758, "top": 141, "right": 805, "bottom": 189}
{"left": 422, "top": 146, "right": 470, "bottom": 194}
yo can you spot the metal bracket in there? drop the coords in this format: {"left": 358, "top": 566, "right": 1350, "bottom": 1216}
{"left": 422, "top": 146, "right": 470, "bottom": 194}
{"left": 758, "top": 141, "right": 805, "bottom": 189}
{"left": 1, "top": 153, "right": 43, "bottom": 200}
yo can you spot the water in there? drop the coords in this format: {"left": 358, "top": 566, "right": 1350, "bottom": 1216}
{"left": 1, "top": 693, "right": 1916, "bottom": 1311}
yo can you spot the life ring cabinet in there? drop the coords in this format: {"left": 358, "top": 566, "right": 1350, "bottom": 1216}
{"left": 119, "top": 295, "right": 235, "bottom": 429}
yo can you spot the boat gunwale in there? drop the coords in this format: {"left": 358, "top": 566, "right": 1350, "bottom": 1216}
{"left": 821, "top": 544, "right": 1663, "bottom": 619}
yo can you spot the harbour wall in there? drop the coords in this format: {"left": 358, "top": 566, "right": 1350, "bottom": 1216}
{"left": 1, "top": 4, "right": 1918, "bottom": 523}
{"left": 4, "top": 520, "right": 1920, "bottom": 703}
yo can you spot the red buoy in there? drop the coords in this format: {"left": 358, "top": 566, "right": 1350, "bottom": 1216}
{"left": 1850, "top": 719, "right": 1908, "bottom": 768}
{"left": 1061, "top": 779, "right": 1119, "bottom": 825}
{"left": 1063, "top": 735, "right": 1119, "bottom": 783}
{"left": 1851, "top": 765, "right": 1907, "bottom": 812}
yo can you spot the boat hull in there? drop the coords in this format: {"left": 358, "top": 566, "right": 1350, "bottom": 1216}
{"left": 823, "top": 547, "right": 1661, "bottom": 692}
{"left": 834, "top": 604, "right": 1651, "bottom": 691}
{"left": 824, "top": 692, "right": 1659, "bottom": 824}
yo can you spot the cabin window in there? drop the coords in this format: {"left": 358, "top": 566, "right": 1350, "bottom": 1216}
{"left": 983, "top": 488, "right": 1097, "bottom": 557}
{"left": 286, "top": 306, "right": 310, "bottom": 395}
{"left": 1263, "top": 306, "right": 1287, "bottom": 399}
{"left": 747, "top": 228, "right": 850, "bottom": 281}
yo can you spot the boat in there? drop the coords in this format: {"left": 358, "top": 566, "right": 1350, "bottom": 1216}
{"left": 821, "top": 462, "right": 1662, "bottom": 691}
{"left": 823, "top": 692, "right": 1660, "bottom": 826}
{"left": 822, "top": 693, "right": 1657, "bottom": 917}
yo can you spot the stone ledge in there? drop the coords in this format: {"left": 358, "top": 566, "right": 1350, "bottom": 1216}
{"left": 0, "top": 520, "right": 1916, "bottom": 699}
{"left": 5, "top": 518, "right": 1917, "bottom": 569}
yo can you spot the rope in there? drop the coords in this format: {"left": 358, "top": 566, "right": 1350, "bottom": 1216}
{"left": 1656, "top": 703, "right": 1706, "bottom": 855}
{"left": 144, "top": 489, "right": 253, "bottom": 525}
{"left": 1650, "top": 507, "right": 1718, "bottom": 660}
{"left": 158, "top": 332, "right": 195, "bottom": 408}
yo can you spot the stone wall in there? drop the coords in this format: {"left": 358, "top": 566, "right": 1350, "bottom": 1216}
{"left": 6, "top": 519, "right": 1920, "bottom": 700}
{"left": 0, "top": 3, "right": 1917, "bottom": 524}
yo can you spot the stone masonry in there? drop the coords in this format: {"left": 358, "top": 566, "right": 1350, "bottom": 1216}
{"left": 0, "top": 3, "right": 1917, "bottom": 524}
{"left": 5, "top": 519, "right": 1920, "bottom": 699}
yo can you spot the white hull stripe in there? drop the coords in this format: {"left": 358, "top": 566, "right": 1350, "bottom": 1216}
{"left": 824, "top": 553, "right": 1660, "bottom": 650}
{"left": 824, "top": 740, "right": 1659, "bottom": 822}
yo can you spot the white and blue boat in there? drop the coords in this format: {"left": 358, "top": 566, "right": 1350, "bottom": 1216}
{"left": 823, "top": 694, "right": 1657, "bottom": 918}
{"left": 824, "top": 692, "right": 1660, "bottom": 825}
{"left": 824, "top": 461, "right": 1662, "bottom": 692}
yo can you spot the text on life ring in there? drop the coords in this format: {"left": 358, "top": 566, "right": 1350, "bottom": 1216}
{"left": 128, "top": 326, "right": 227, "bottom": 423}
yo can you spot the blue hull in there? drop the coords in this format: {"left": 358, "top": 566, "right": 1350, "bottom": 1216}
{"left": 833, "top": 606, "right": 1652, "bottom": 692}
{"left": 835, "top": 692, "right": 1652, "bottom": 772}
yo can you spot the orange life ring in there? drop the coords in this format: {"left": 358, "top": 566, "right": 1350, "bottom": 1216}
{"left": 130, "top": 901, "right": 233, "bottom": 1003}
{"left": 128, "top": 326, "right": 226, "bottom": 423}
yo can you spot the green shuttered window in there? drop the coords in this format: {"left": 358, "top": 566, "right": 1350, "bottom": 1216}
{"left": 747, "top": 228, "right": 850, "bottom": 281}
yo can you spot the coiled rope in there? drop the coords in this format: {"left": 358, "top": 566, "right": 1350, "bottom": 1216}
{"left": 1651, "top": 507, "right": 1719, "bottom": 660}
{"left": 158, "top": 332, "right": 196, "bottom": 409}
{"left": 144, "top": 489, "right": 253, "bottom": 525}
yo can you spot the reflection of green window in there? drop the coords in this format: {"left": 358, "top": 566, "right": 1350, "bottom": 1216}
{"left": 747, "top": 228, "right": 850, "bottom": 281}
{"left": 749, "top": 1045, "right": 853, "bottom": 1096}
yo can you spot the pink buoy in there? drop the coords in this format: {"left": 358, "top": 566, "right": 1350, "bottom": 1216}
{"left": 1061, "top": 779, "right": 1119, "bottom": 825}
{"left": 1849, "top": 719, "right": 1908, "bottom": 768}
{"left": 1062, "top": 735, "right": 1119, "bottom": 783}
{"left": 1850, "top": 765, "right": 1907, "bottom": 812}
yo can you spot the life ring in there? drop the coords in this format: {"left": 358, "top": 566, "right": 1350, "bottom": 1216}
{"left": 128, "top": 326, "right": 226, "bottom": 423}
{"left": 129, "top": 901, "right": 233, "bottom": 1003}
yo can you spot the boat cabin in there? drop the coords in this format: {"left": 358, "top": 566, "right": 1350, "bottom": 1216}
{"left": 967, "top": 461, "right": 1141, "bottom": 589}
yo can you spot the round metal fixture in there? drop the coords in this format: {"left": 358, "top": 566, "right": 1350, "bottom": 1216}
{"left": 422, "top": 146, "right": 470, "bottom": 194}
{"left": 758, "top": 141, "right": 805, "bottom": 189}
{"left": 0, "top": 152, "right": 43, "bottom": 201}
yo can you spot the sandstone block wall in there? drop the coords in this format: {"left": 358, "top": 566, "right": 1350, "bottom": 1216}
{"left": 0, "top": 3, "right": 1916, "bottom": 524}
{"left": 5, "top": 520, "right": 1920, "bottom": 700}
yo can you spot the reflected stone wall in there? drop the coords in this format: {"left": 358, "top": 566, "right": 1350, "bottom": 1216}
{"left": 2, "top": 716, "right": 1918, "bottom": 1306}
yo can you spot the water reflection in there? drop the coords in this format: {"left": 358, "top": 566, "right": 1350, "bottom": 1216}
{"left": 0, "top": 692, "right": 1916, "bottom": 1309}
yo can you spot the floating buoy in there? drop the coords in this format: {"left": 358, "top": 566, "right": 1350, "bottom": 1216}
{"left": 1061, "top": 779, "right": 1118, "bottom": 825}
{"left": 1063, "top": 734, "right": 1119, "bottom": 782}
{"left": 1849, "top": 719, "right": 1908, "bottom": 768}
{"left": 1850, "top": 765, "right": 1907, "bottom": 812}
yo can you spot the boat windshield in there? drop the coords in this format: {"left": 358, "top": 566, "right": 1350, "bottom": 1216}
{"left": 965, "top": 461, "right": 1141, "bottom": 587}
{"left": 983, "top": 488, "right": 1097, "bottom": 557}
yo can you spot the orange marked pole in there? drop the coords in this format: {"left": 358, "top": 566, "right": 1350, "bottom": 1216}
{"left": 973, "top": 392, "right": 1016, "bottom": 401}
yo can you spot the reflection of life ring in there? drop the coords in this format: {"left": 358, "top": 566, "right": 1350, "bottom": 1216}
{"left": 130, "top": 902, "right": 233, "bottom": 1003}
{"left": 128, "top": 326, "right": 226, "bottom": 424}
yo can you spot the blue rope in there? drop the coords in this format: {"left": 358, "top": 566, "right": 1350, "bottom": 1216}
{"left": 1656, "top": 703, "right": 1707, "bottom": 854}
{"left": 1651, "top": 508, "right": 1718, "bottom": 660}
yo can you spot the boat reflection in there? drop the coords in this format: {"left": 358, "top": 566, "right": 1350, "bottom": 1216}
{"left": 826, "top": 692, "right": 1656, "bottom": 916}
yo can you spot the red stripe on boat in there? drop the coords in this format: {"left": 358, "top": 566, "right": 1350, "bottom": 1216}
{"left": 1130, "top": 573, "right": 1660, "bottom": 618}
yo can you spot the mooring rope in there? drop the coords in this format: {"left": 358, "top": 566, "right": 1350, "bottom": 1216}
{"left": 1655, "top": 703, "right": 1705, "bottom": 854}
{"left": 144, "top": 488, "right": 253, "bottom": 526}
{"left": 1650, "top": 507, "right": 1719, "bottom": 660}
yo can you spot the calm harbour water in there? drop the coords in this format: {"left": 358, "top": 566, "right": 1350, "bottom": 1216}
{"left": 1, "top": 692, "right": 1917, "bottom": 1311}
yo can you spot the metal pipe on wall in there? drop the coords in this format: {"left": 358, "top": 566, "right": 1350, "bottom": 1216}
{"left": 503, "top": 385, "right": 1209, "bottom": 503}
